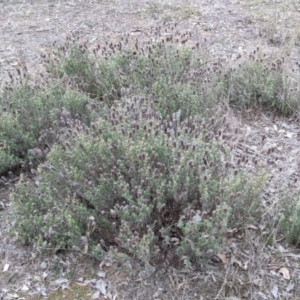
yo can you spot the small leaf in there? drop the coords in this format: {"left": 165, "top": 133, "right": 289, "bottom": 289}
{"left": 54, "top": 278, "right": 68, "bottom": 285}
{"left": 285, "top": 132, "right": 294, "bottom": 138}
{"left": 21, "top": 285, "right": 29, "bottom": 291}
{"left": 286, "top": 281, "right": 294, "bottom": 292}
{"left": 177, "top": 281, "right": 185, "bottom": 291}
{"left": 216, "top": 253, "right": 227, "bottom": 264}
{"left": 97, "top": 271, "right": 106, "bottom": 278}
{"left": 0, "top": 201, "right": 5, "bottom": 210}
{"left": 3, "top": 263, "right": 10, "bottom": 272}
{"left": 95, "top": 279, "right": 107, "bottom": 295}
{"left": 246, "top": 224, "right": 258, "bottom": 230}
{"left": 92, "top": 290, "right": 100, "bottom": 299}
{"left": 278, "top": 267, "right": 290, "bottom": 280}
{"left": 75, "top": 281, "right": 88, "bottom": 287}
{"left": 243, "top": 261, "right": 249, "bottom": 271}
{"left": 277, "top": 245, "right": 288, "bottom": 253}
{"left": 6, "top": 293, "right": 19, "bottom": 299}
{"left": 270, "top": 285, "right": 278, "bottom": 298}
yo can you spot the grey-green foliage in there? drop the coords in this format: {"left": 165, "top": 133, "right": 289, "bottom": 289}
{"left": 222, "top": 59, "right": 299, "bottom": 115}
{"left": 46, "top": 42, "right": 220, "bottom": 120}
{"left": 0, "top": 83, "right": 91, "bottom": 173}
{"left": 11, "top": 98, "right": 263, "bottom": 266}
{"left": 49, "top": 41, "right": 300, "bottom": 118}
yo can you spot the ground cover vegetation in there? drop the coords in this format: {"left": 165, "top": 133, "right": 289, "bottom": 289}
{"left": 1, "top": 26, "right": 300, "bottom": 283}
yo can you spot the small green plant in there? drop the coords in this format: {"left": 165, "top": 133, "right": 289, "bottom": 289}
{"left": 281, "top": 195, "right": 300, "bottom": 246}
{"left": 0, "top": 146, "right": 17, "bottom": 174}
{"left": 222, "top": 53, "right": 300, "bottom": 115}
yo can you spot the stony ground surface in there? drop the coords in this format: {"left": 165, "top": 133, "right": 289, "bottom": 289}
{"left": 1, "top": 0, "right": 300, "bottom": 299}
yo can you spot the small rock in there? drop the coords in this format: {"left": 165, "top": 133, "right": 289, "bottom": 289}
{"left": 40, "top": 262, "right": 47, "bottom": 270}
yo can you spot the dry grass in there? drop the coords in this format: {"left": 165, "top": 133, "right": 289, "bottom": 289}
{"left": 143, "top": 0, "right": 202, "bottom": 21}
{"left": 241, "top": 0, "right": 300, "bottom": 51}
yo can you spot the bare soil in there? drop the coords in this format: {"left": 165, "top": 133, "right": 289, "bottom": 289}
{"left": 1, "top": 0, "right": 300, "bottom": 299}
